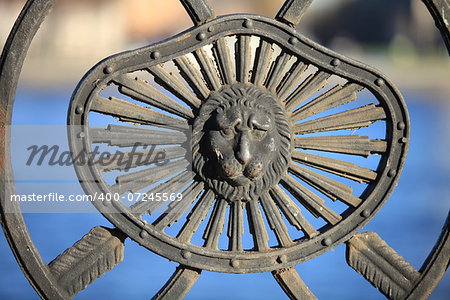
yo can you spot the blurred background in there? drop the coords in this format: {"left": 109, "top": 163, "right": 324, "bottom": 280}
{"left": 1, "top": 0, "right": 449, "bottom": 299}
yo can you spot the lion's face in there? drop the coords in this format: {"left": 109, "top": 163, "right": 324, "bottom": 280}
{"left": 193, "top": 84, "right": 292, "bottom": 202}
{"left": 206, "top": 103, "right": 278, "bottom": 187}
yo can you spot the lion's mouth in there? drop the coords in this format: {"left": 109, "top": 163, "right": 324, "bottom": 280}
{"left": 222, "top": 167, "right": 264, "bottom": 186}
{"left": 220, "top": 159, "right": 264, "bottom": 185}
{"left": 226, "top": 175, "right": 252, "bottom": 186}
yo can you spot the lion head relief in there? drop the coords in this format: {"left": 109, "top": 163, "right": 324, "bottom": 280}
{"left": 193, "top": 84, "right": 292, "bottom": 202}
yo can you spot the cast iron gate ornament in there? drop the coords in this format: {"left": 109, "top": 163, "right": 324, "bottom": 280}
{"left": 1, "top": 0, "right": 449, "bottom": 299}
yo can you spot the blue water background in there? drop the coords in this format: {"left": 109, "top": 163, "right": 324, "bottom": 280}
{"left": 0, "top": 86, "right": 449, "bottom": 299}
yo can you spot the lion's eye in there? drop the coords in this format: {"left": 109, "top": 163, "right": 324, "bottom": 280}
{"left": 220, "top": 128, "right": 234, "bottom": 139}
{"left": 251, "top": 128, "right": 267, "bottom": 140}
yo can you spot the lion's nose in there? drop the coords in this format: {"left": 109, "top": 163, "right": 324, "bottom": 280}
{"left": 236, "top": 132, "right": 251, "bottom": 165}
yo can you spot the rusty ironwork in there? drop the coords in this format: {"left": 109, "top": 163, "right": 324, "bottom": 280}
{"left": 68, "top": 10, "right": 409, "bottom": 275}
{"left": 1, "top": 0, "right": 449, "bottom": 299}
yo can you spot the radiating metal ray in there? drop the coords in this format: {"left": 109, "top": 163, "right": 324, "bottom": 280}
{"left": 294, "top": 135, "right": 387, "bottom": 157}
{"left": 252, "top": 39, "right": 274, "bottom": 86}
{"left": 281, "top": 176, "right": 342, "bottom": 225}
{"left": 90, "top": 96, "right": 188, "bottom": 129}
{"left": 292, "top": 150, "right": 377, "bottom": 183}
{"left": 149, "top": 64, "right": 202, "bottom": 109}
{"left": 285, "top": 71, "right": 331, "bottom": 111}
{"left": 114, "top": 74, "right": 194, "bottom": 119}
{"left": 228, "top": 200, "right": 244, "bottom": 251}
{"left": 177, "top": 189, "right": 216, "bottom": 243}
{"left": 294, "top": 104, "right": 386, "bottom": 134}
{"left": 203, "top": 199, "right": 228, "bottom": 249}
{"left": 276, "top": 61, "right": 308, "bottom": 99}
{"left": 289, "top": 163, "right": 362, "bottom": 207}
{"left": 247, "top": 200, "right": 270, "bottom": 251}
{"left": 153, "top": 181, "right": 205, "bottom": 230}
{"left": 130, "top": 171, "right": 195, "bottom": 216}
{"left": 174, "top": 56, "right": 210, "bottom": 100}
{"left": 89, "top": 125, "right": 187, "bottom": 147}
{"left": 270, "top": 186, "right": 318, "bottom": 238}
{"left": 212, "top": 38, "right": 235, "bottom": 85}
{"left": 97, "top": 146, "right": 186, "bottom": 173}
{"left": 265, "top": 52, "right": 293, "bottom": 92}
{"left": 112, "top": 160, "right": 189, "bottom": 195}
{"left": 292, "top": 83, "right": 363, "bottom": 123}
{"left": 193, "top": 47, "right": 222, "bottom": 91}
{"left": 236, "top": 35, "right": 252, "bottom": 84}
{"left": 260, "top": 193, "right": 293, "bottom": 247}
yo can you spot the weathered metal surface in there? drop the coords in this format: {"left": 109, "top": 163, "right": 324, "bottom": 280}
{"left": 347, "top": 232, "right": 421, "bottom": 300}
{"left": 0, "top": 1, "right": 66, "bottom": 299}
{"left": 347, "top": 223, "right": 450, "bottom": 300}
{"left": 152, "top": 265, "right": 202, "bottom": 300}
{"left": 48, "top": 227, "right": 126, "bottom": 298}
{"left": 0, "top": 0, "right": 448, "bottom": 299}
{"left": 193, "top": 84, "right": 291, "bottom": 202}
{"left": 422, "top": 0, "right": 450, "bottom": 55}
{"left": 272, "top": 267, "right": 317, "bottom": 300}
{"left": 276, "top": 0, "right": 314, "bottom": 27}
{"left": 405, "top": 212, "right": 450, "bottom": 299}
{"left": 68, "top": 13, "right": 409, "bottom": 275}
{"left": 179, "top": 0, "right": 214, "bottom": 26}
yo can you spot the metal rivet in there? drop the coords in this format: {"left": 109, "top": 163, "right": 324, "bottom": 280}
{"left": 230, "top": 259, "right": 240, "bottom": 268}
{"left": 151, "top": 51, "right": 161, "bottom": 59}
{"left": 289, "top": 37, "right": 299, "bottom": 45}
{"left": 361, "top": 209, "right": 370, "bottom": 218}
{"left": 375, "top": 78, "right": 385, "bottom": 87}
{"left": 197, "top": 32, "right": 206, "bottom": 41}
{"left": 397, "top": 122, "right": 405, "bottom": 130}
{"left": 388, "top": 169, "right": 396, "bottom": 177}
{"left": 75, "top": 105, "right": 84, "bottom": 114}
{"left": 103, "top": 66, "right": 113, "bottom": 74}
{"left": 322, "top": 238, "right": 332, "bottom": 246}
{"left": 181, "top": 250, "right": 192, "bottom": 259}
{"left": 140, "top": 230, "right": 148, "bottom": 239}
{"left": 400, "top": 137, "right": 408, "bottom": 144}
{"left": 78, "top": 132, "right": 85, "bottom": 138}
{"left": 331, "top": 58, "right": 341, "bottom": 67}
{"left": 243, "top": 20, "right": 253, "bottom": 28}
{"left": 208, "top": 26, "right": 214, "bottom": 32}
{"left": 277, "top": 255, "right": 287, "bottom": 264}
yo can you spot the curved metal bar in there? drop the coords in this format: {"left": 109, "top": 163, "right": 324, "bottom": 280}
{"left": 152, "top": 265, "right": 202, "bottom": 300}
{"left": 422, "top": 0, "right": 450, "bottom": 55}
{"left": 406, "top": 213, "right": 450, "bottom": 300}
{"left": 0, "top": 0, "right": 64, "bottom": 299}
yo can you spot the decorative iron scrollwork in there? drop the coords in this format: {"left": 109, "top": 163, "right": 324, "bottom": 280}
{"left": 1, "top": 0, "right": 448, "bottom": 299}
{"left": 67, "top": 14, "right": 409, "bottom": 274}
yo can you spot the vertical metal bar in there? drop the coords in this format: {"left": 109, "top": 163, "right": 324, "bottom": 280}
{"left": 276, "top": 0, "right": 314, "bottom": 27}
{"left": 179, "top": 0, "right": 214, "bottom": 25}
